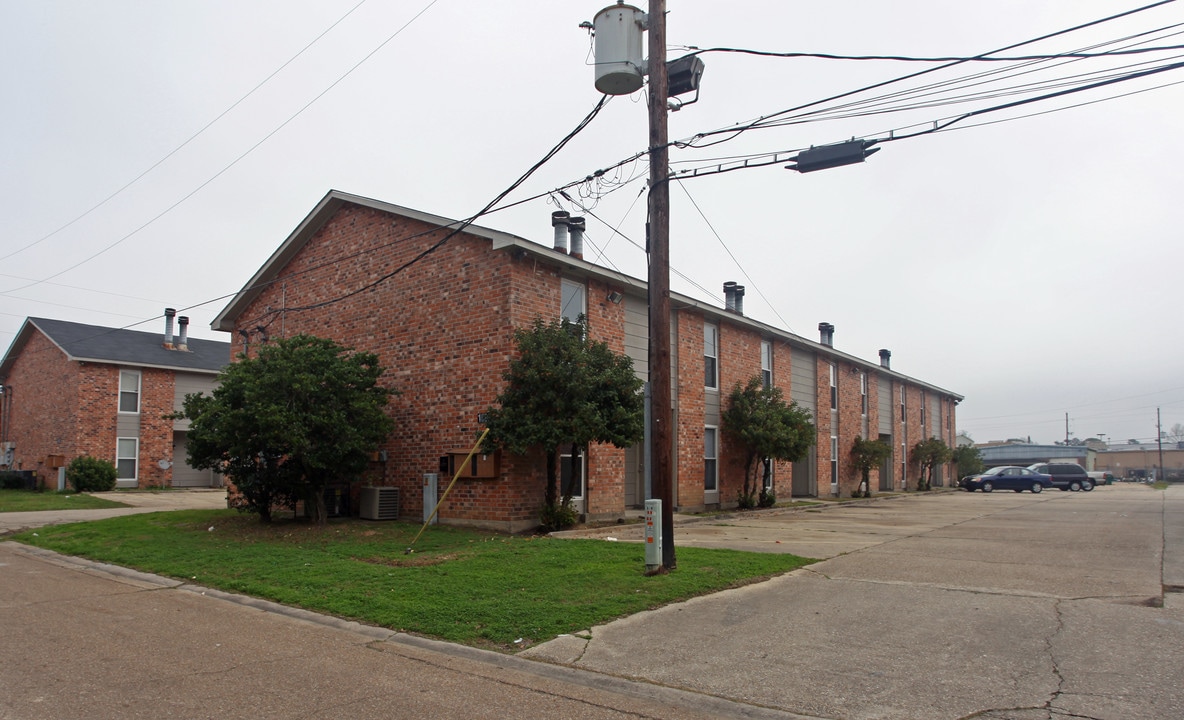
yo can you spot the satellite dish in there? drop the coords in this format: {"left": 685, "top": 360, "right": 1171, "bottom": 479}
{"left": 157, "top": 459, "right": 173, "bottom": 470}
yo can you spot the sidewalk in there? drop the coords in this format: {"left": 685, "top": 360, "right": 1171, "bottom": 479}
{"left": 0, "top": 489, "right": 227, "bottom": 535}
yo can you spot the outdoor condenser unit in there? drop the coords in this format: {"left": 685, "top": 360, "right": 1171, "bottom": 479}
{"left": 359, "top": 486, "right": 399, "bottom": 521}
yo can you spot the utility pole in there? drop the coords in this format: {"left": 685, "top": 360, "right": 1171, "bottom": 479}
{"left": 1065, "top": 412, "right": 1070, "bottom": 445}
{"left": 1158, "top": 407, "right": 1164, "bottom": 481}
{"left": 647, "top": 0, "right": 675, "bottom": 569}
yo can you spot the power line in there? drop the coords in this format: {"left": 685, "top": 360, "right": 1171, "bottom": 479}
{"left": 257, "top": 96, "right": 611, "bottom": 319}
{"left": 677, "top": 42, "right": 1184, "bottom": 63}
{"left": 0, "top": 0, "right": 372, "bottom": 265}
{"left": 1, "top": 0, "right": 442, "bottom": 298}
{"left": 677, "top": 0, "right": 1177, "bottom": 150}
{"left": 673, "top": 178, "right": 796, "bottom": 335}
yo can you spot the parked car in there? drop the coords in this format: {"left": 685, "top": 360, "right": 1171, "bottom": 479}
{"left": 1087, "top": 471, "right": 1114, "bottom": 486}
{"left": 1027, "top": 462, "right": 1093, "bottom": 492}
{"left": 961, "top": 466, "right": 1054, "bottom": 493}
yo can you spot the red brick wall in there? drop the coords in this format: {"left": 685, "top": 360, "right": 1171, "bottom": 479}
{"left": 674, "top": 309, "right": 705, "bottom": 510}
{"left": 815, "top": 359, "right": 833, "bottom": 495}
{"left": 904, "top": 385, "right": 924, "bottom": 488}
{"left": 584, "top": 277, "right": 629, "bottom": 520}
{"left": 231, "top": 205, "right": 655, "bottom": 531}
{"left": 224, "top": 200, "right": 961, "bottom": 521}
{"left": 771, "top": 342, "right": 796, "bottom": 497}
{"left": 717, "top": 319, "right": 762, "bottom": 506}
{"left": 5, "top": 331, "right": 79, "bottom": 488}
{"left": 137, "top": 368, "right": 176, "bottom": 488}
{"left": 2, "top": 329, "right": 185, "bottom": 490}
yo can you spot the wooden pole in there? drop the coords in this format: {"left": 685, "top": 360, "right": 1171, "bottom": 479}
{"left": 647, "top": 0, "right": 675, "bottom": 569}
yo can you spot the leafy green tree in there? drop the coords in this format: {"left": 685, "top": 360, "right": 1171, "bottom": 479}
{"left": 721, "top": 376, "right": 815, "bottom": 508}
{"left": 911, "top": 437, "right": 952, "bottom": 491}
{"left": 850, "top": 436, "right": 892, "bottom": 498}
{"left": 952, "top": 444, "right": 985, "bottom": 479}
{"left": 483, "top": 316, "right": 644, "bottom": 530}
{"left": 178, "top": 334, "right": 394, "bottom": 524}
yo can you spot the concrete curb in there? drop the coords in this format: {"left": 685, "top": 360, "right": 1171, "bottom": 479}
{"left": 1, "top": 540, "right": 816, "bottom": 720}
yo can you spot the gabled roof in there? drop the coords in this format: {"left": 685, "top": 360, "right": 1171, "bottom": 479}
{"left": 212, "top": 189, "right": 529, "bottom": 333}
{"left": 0, "top": 317, "right": 232, "bottom": 380}
{"left": 214, "top": 189, "right": 963, "bottom": 401}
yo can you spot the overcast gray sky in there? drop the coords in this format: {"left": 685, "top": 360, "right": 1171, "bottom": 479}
{"left": 2, "top": 1, "right": 1182, "bottom": 446}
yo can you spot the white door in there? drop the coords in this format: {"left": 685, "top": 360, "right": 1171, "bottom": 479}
{"left": 560, "top": 451, "right": 585, "bottom": 515}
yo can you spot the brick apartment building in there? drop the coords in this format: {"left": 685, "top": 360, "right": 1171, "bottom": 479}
{"left": 0, "top": 315, "right": 231, "bottom": 490}
{"left": 213, "top": 190, "right": 961, "bottom": 531}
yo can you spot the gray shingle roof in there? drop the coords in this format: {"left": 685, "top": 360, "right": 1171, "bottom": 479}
{"left": 1, "top": 317, "right": 231, "bottom": 376}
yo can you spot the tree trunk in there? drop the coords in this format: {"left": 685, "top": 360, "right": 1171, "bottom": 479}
{"left": 544, "top": 449, "right": 558, "bottom": 508}
{"left": 306, "top": 485, "right": 328, "bottom": 525}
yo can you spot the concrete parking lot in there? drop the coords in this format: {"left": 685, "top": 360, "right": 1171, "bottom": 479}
{"left": 530, "top": 485, "right": 1184, "bottom": 719}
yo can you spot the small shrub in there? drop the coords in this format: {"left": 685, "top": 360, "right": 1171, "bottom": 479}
{"left": 737, "top": 490, "right": 756, "bottom": 510}
{"left": 758, "top": 487, "right": 776, "bottom": 508}
{"left": 66, "top": 456, "right": 118, "bottom": 492}
{"left": 539, "top": 500, "right": 578, "bottom": 532}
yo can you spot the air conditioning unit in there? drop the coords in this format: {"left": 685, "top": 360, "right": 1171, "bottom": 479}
{"left": 359, "top": 486, "right": 399, "bottom": 521}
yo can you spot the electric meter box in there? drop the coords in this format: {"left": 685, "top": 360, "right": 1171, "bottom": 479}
{"left": 644, "top": 498, "right": 662, "bottom": 569}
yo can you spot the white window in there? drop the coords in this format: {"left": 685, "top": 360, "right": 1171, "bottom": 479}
{"left": 762, "top": 457, "right": 773, "bottom": 491}
{"left": 561, "top": 278, "right": 586, "bottom": 324}
{"left": 900, "top": 385, "right": 907, "bottom": 423}
{"left": 829, "top": 363, "right": 838, "bottom": 410}
{"left": 116, "top": 437, "right": 138, "bottom": 480}
{"left": 830, "top": 435, "right": 839, "bottom": 487}
{"left": 920, "top": 391, "right": 927, "bottom": 428}
{"left": 860, "top": 372, "right": 868, "bottom": 416}
{"left": 704, "top": 427, "right": 718, "bottom": 491}
{"left": 119, "top": 370, "right": 141, "bottom": 414}
{"left": 900, "top": 440, "right": 907, "bottom": 487}
{"left": 760, "top": 340, "right": 773, "bottom": 389}
{"left": 704, "top": 323, "right": 719, "bottom": 390}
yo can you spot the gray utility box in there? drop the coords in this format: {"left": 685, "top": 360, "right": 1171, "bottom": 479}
{"left": 359, "top": 486, "right": 399, "bottom": 521}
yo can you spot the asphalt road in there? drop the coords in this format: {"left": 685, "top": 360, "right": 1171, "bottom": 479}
{"left": 2, "top": 485, "right": 1180, "bottom": 719}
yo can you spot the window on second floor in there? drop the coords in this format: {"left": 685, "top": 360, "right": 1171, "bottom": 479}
{"left": 704, "top": 323, "right": 719, "bottom": 390}
{"left": 829, "top": 363, "right": 838, "bottom": 410}
{"left": 119, "top": 370, "right": 140, "bottom": 414}
{"left": 900, "top": 386, "right": 907, "bottom": 423}
{"left": 561, "top": 278, "right": 586, "bottom": 324}
{"left": 860, "top": 371, "right": 868, "bottom": 416}
{"left": 760, "top": 340, "right": 773, "bottom": 389}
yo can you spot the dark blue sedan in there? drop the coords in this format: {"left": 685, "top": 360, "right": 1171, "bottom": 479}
{"left": 961, "top": 466, "right": 1053, "bottom": 493}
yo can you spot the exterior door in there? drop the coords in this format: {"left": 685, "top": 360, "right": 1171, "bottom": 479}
{"left": 560, "top": 451, "right": 585, "bottom": 515}
{"left": 792, "top": 446, "right": 817, "bottom": 497}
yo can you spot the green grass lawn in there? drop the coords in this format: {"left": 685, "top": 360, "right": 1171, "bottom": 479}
{"left": 0, "top": 489, "right": 128, "bottom": 512}
{"left": 11, "top": 509, "right": 815, "bottom": 650}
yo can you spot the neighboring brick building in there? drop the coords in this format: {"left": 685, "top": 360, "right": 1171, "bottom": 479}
{"left": 0, "top": 315, "right": 232, "bottom": 490}
{"left": 213, "top": 190, "right": 962, "bottom": 531}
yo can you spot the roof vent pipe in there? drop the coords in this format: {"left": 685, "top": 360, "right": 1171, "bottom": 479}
{"left": 734, "top": 285, "right": 745, "bottom": 315}
{"left": 879, "top": 349, "right": 891, "bottom": 369}
{"left": 723, "top": 281, "right": 737, "bottom": 312}
{"left": 163, "top": 308, "right": 176, "bottom": 349}
{"left": 818, "top": 322, "right": 834, "bottom": 347}
{"left": 551, "top": 211, "right": 570, "bottom": 254}
{"left": 177, "top": 316, "right": 190, "bottom": 352}
{"left": 568, "top": 216, "right": 586, "bottom": 260}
